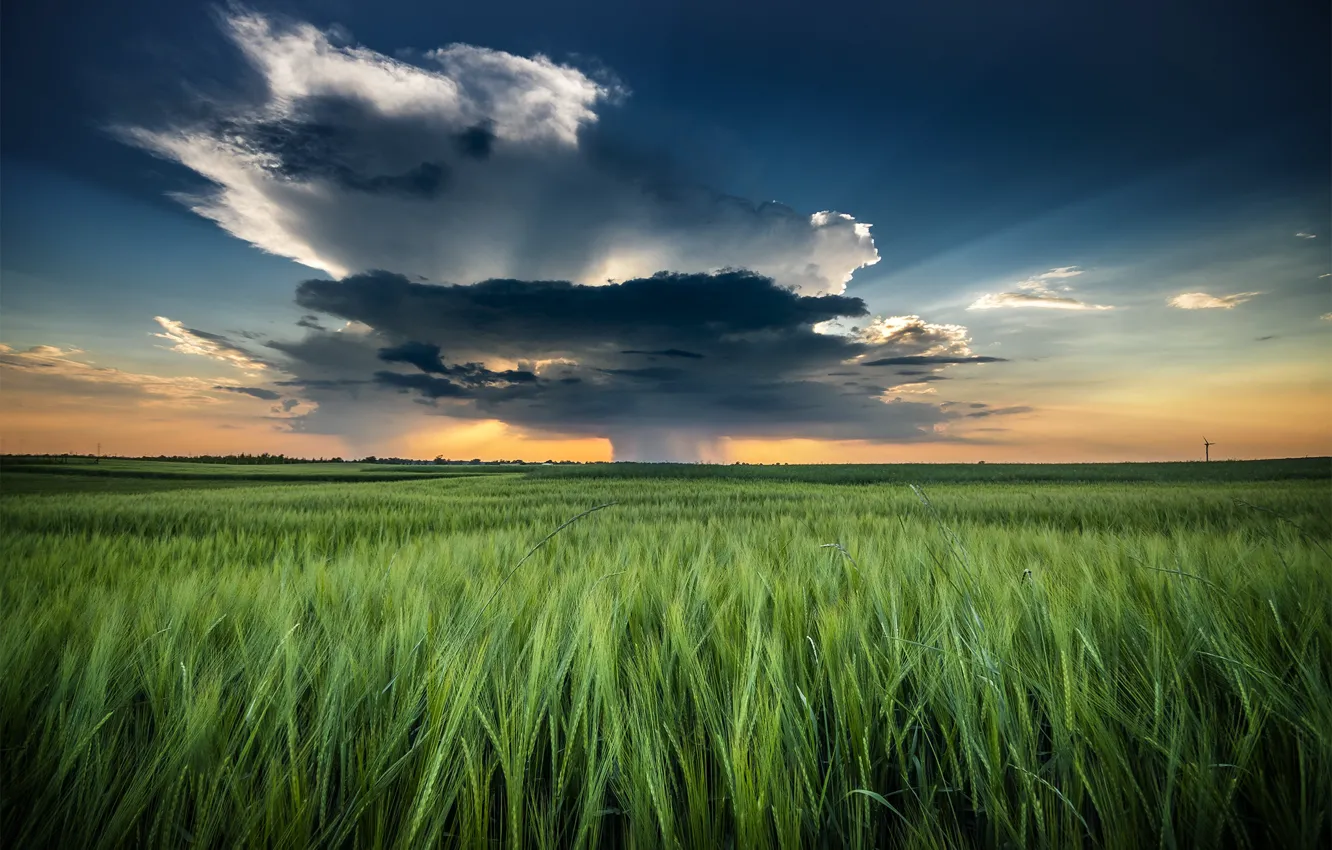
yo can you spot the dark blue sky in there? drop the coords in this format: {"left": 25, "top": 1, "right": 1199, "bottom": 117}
{"left": 5, "top": 0, "right": 1326, "bottom": 267}
{"left": 1, "top": 0, "right": 1328, "bottom": 460}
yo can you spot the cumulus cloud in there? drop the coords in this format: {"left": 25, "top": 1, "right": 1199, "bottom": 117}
{"left": 264, "top": 269, "right": 1008, "bottom": 459}
{"left": 817, "top": 314, "right": 975, "bottom": 357}
{"left": 1295, "top": 232, "right": 1317, "bottom": 239}
{"left": 968, "top": 266, "right": 1115, "bottom": 311}
{"left": 120, "top": 8, "right": 879, "bottom": 294}
{"left": 1167, "top": 291, "right": 1263, "bottom": 310}
{"left": 153, "top": 317, "right": 274, "bottom": 373}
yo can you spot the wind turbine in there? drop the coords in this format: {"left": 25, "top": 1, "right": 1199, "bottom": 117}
{"left": 1203, "top": 437, "right": 1214, "bottom": 462}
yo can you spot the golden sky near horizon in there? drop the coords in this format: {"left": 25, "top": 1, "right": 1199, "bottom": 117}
{"left": 3, "top": 353, "right": 1327, "bottom": 462}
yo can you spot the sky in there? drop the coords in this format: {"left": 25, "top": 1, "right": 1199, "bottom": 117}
{"left": 1, "top": 0, "right": 1328, "bottom": 462}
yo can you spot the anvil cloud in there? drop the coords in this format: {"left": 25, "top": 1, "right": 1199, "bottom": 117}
{"left": 121, "top": 9, "right": 879, "bottom": 295}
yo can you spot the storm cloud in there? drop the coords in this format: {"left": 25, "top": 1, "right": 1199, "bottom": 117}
{"left": 271, "top": 269, "right": 1008, "bottom": 459}
{"left": 121, "top": 9, "right": 880, "bottom": 295}
{"left": 110, "top": 9, "right": 1023, "bottom": 459}
{"left": 296, "top": 269, "right": 867, "bottom": 359}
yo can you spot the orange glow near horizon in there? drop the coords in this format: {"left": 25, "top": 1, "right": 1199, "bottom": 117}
{"left": 2, "top": 363, "right": 1328, "bottom": 462}
{"left": 5, "top": 403, "right": 1325, "bottom": 463}
{"left": 398, "top": 420, "right": 611, "bottom": 462}
{"left": 0, "top": 405, "right": 348, "bottom": 458}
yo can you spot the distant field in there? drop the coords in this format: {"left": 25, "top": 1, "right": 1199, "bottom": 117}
{"left": 528, "top": 457, "right": 1332, "bottom": 484}
{"left": 4, "top": 456, "right": 1327, "bottom": 494}
{"left": 0, "top": 458, "right": 522, "bottom": 492}
{"left": 2, "top": 469, "right": 1329, "bottom": 847}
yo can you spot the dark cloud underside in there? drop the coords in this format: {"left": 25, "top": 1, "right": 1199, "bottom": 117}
{"left": 214, "top": 385, "right": 282, "bottom": 400}
{"left": 275, "top": 269, "right": 1009, "bottom": 457}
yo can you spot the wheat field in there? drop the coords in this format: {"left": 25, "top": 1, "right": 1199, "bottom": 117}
{"left": 2, "top": 469, "right": 1329, "bottom": 848}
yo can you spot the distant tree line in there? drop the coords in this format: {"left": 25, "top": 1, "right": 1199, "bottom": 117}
{"left": 427, "top": 457, "right": 585, "bottom": 465}
{"left": 0, "top": 453, "right": 345, "bottom": 465}
{"left": 424, "top": 456, "right": 570, "bottom": 466}
{"left": 145, "top": 453, "right": 347, "bottom": 464}
{"left": 3, "top": 452, "right": 592, "bottom": 466}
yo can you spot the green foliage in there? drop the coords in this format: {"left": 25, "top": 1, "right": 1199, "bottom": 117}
{"left": 1, "top": 476, "right": 1328, "bottom": 848}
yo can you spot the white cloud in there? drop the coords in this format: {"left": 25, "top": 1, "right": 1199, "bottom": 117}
{"left": 856, "top": 316, "right": 967, "bottom": 349}
{"left": 1166, "top": 291, "right": 1262, "bottom": 310}
{"left": 969, "top": 291, "right": 1113, "bottom": 310}
{"left": 815, "top": 314, "right": 976, "bottom": 362}
{"left": 855, "top": 315, "right": 973, "bottom": 356}
{"left": 882, "top": 382, "right": 938, "bottom": 395}
{"left": 1026, "top": 266, "right": 1084, "bottom": 281}
{"left": 220, "top": 11, "right": 613, "bottom": 146}
{"left": 121, "top": 9, "right": 879, "bottom": 294}
{"left": 1295, "top": 232, "right": 1317, "bottom": 239}
{"left": 153, "top": 317, "right": 272, "bottom": 373}
{"left": 1318, "top": 273, "right": 1330, "bottom": 279}
{"left": 1322, "top": 313, "right": 1332, "bottom": 322}
{"left": 968, "top": 267, "right": 1114, "bottom": 311}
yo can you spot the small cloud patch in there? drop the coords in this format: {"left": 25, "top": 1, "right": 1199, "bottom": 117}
{"left": 214, "top": 385, "right": 282, "bottom": 400}
{"left": 1167, "top": 291, "right": 1262, "bottom": 310}
{"left": 968, "top": 267, "right": 1114, "bottom": 311}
